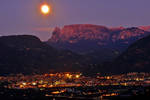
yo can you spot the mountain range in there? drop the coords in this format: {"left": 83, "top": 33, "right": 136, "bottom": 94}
{"left": 1, "top": 24, "right": 150, "bottom": 75}
{"left": 48, "top": 24, "right": 150, "bottom": 62}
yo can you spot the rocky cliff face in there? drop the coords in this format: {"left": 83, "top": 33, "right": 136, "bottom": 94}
{"left": 50, "top": 24, "right": 110, "bottom": 43}
{"left": 49, "top": 24, "right": 149, "bottom": 49}
{"left": 48, "top": 24, "right": 150, "bottom": 62}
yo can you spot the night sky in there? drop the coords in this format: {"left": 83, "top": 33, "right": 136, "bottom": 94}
{"left": 0, "top": 0, "right": 150, "bottom": 41}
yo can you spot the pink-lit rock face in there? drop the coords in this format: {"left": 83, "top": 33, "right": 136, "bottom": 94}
{"left": 139, "top": 26, "right": 150, "bottom": 32}
{"left": 49, "top": 24, "right": 149, "bottom": 45}
{"left": 112, "top": 28, "right": 146, "bottom": 41}
{"left": 50, "top": 24, "right": 110, "bottom": 43}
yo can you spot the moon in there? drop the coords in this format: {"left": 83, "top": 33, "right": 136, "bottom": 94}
{"left": 41, "top": 4, "right": 50, "bottom": 15}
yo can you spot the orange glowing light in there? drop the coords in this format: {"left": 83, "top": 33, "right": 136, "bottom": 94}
{"left": 41, "top": 4, "right": 50, "bottom": 15}
{"left": 75, "top": 75, "right": 80, "bottom": 78}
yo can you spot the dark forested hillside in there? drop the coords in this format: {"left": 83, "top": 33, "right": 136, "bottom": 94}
{"left": 113, "top": 35, "right": 150, "bottom": 73}
{"left": 0, "top": 35, "right": 89, "bottom": 75}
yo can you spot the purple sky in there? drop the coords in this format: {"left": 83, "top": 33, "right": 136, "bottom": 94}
{"left": 0, "top": 0, "right": 150, "bottom": 41}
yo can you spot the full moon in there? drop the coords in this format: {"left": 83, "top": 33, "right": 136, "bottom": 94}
{"left": 41, "top": 4, "right": 50, "bottom": 15}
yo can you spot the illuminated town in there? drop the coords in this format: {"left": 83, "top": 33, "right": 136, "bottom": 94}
{"left": 1, "top": 72, "right": 150, "bottom": 89}
{"left": 1, "top": 72, "right": 150, "bottom": 100}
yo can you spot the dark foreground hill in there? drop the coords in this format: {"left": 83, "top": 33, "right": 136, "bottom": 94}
{"left": 0, "top": 35, "right": 89, "bottom": 75}
{"left": 113, "top": 35, "right": 150, "bottom": 73}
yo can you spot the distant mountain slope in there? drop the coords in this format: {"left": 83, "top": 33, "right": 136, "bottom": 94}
{"left": 47, "top": 24, "right": 150, "bottom": 62}
{"left": 113, "top": 35, "right": 150, "bottom": 73}
{"left": 0, "top": 35, "right": 88, "bottom": 75}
